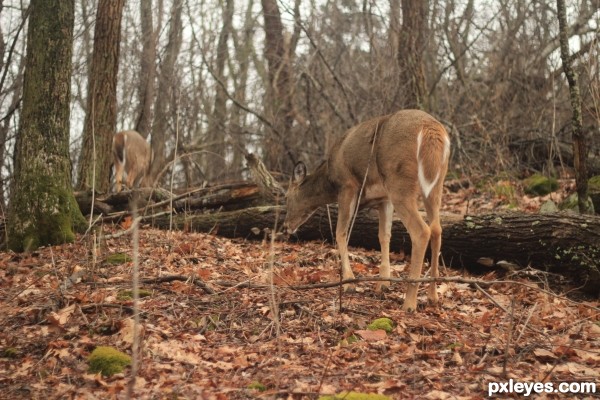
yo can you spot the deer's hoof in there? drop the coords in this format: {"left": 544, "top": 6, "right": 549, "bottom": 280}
{"left": 375, "top": 282, "right": 390, "bottom": 294}
{"left": 342, "top": 283, "right": 356, "bottom": 293}
{"left": 402, "top": 299, "right": 418, "bottom": 313}
{"left": 427, "top": 293, "right": 439, "bottom": 305}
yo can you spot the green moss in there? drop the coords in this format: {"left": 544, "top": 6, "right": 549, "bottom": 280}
{"left": 589, "top": 176, "right": 600, "bottom": 190}
{"left": 106, "top": 253, "right": 132, "bottom": 265}
{"left": 340, "top": 334, "right": 360, "bottom": 346}
{"left": 559, "top": 193, "right": 595, "bottom": 213}
{"left": 88, "top": 346, "right": 131, "bottom": 376}
{"left": 248, "top": 381, "right": 267, "bottom": 392}
{"left": 524, "top": 174, "right": 558, "bottom": 196}
{"left": 588, "top": 176, "right": 600, "bottom": 213}
{"left": 1, "top": 347, "right": 19, "bottom": 358}
{"left": 492, "top": 181, "right": 518, "bottom": 205}
{"left": 8, "top": 175, "right": 87, "bottom": 252}
{"left": 117, "top": 289, "right": 152, "bottom": 300}
{"left": 319, "top": 392, "right": 391, "bottom": 400}
{"left": 367, "top": 318, "right": 394, "bottom": 333}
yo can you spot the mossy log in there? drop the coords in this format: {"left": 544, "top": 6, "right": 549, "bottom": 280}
{"left": 152, "top": 206, "right": 600, "bottom": 294}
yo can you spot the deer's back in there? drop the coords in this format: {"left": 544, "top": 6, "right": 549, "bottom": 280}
{"left": 328, "top": 110, "right": 447, "bottom": 199}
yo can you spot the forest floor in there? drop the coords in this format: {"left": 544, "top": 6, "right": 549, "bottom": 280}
{"left": 0, "top": 178, "right": 599, "bottom": 399}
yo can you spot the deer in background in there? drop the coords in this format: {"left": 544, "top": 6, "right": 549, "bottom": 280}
{"left": 112, "top": 130, "right": 153, "bottom": 192}
{"left": 283, "top": 109, "right": 450, "bottom": 311}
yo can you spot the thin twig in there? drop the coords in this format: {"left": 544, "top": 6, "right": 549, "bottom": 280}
{"left": 126, "top": 207, "right": 141, "bottom": 399}
{"left": 104, "top": 217, "right": 142, "bottom": 239}
{"left": 474, "top": 283, "right": 508, "bottom": 313}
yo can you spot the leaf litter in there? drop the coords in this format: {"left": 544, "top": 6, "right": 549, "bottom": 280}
{"left": 0, "top": 175, "right": 598, "bottom": 399}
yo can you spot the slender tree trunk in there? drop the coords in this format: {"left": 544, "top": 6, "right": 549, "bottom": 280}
{"left": 229, "top": 0, "right": 256, "bottom": 177}
{"left": 556, "top": 0, "right": 590, "bottom": 214}
{"left": 261, "top": 0, "right": 294, "bottom": 172}
{"left": 8, "top": 0, "right": 85, "bottom": 252}
{"left": 206, "top": 0, "right": 234, "bottom": 181}
{"left": 135, "top": 0, "right": 156, "bottom": 138}
{"left": 398, "top": 0, "right": 429, "bottom": 110}
{"left": 148, "top": 0, "right": 183, "bottom": 185}
{"left": 77, "top": 0, "right": 125, "bottom": 192}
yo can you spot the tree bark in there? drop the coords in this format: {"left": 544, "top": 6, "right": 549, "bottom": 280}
{"left": 556, "top": 0, "right": 590, "bottom": 214}
{"left": 152, "top": 206, "right": 600, "bottom": 293}
{"left": 135, "top": 0, "right": 157, "bottom": 138}
{"left": 204, "top": 0, "right": 234, "bottom": 181}
{"left": 398, "top": 0, "right": 429, "bottom": 110}
{"left": 8, "top": 0, "right": 86, "bottom": 251}
{"left": 261, "top": 0, "right": 295, "bottom": 172}
{"left": 76, "top": 0, "right": 125, "bottom": 192}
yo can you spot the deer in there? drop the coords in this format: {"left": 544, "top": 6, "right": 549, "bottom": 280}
{"left": 112, "top": 130, "right": 153, "bottom": 192}
{"left": 283, "top": 109, "right": 450, "bottom": 311}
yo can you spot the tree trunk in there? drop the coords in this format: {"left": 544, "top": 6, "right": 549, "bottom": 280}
{"left": 8, "top": 0, "right": 85, "bottom": 252}
{"left": 398, "top": 0, "right": 429, "bottom": 110}
{"left": 261, "top": 0, "right": 295, "bottom": 172}
{"left": 135, "top": 0, "right": 156, "bottom": 138}
{"left": 148, "top": 0, "right": 183, "bottom": 185}
{"left": 76, "top": 0, "right": 125, "bottom": 192}
{"left": 556, "top": 0, "right": 590, "bottom": 214}
{"left": 151, "top": 206, "right": 600, "bottom": 294}
{"left": 228, "top": 0, "right": 257, "bottom": 176}
{"left": 205, "top": 0, "right": 234, "bottom": 181}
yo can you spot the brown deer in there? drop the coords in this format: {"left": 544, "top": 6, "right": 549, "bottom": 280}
{"left": 112, "top": 130, "right": 153, "bottom": 192}
{"left": 283, "top": 109, "right": 450, "bottom": 311}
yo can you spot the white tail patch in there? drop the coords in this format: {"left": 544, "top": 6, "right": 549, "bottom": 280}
{"left": 417, "top": 130, "right": 440, "bottom": 199}
{"left": 443, "top": 135, "right": 450, "bottom": 162}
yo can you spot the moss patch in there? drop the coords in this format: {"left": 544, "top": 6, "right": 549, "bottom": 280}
{"left": 559, "top": 193, "right": 595, "bottom": 213}
{"left": 88, "top": 346, "right": 131, "bottom": 376}
{"left": 248, "top": 381, "right": 267, "bottom": 392}
{"left": 340, "top": 334, "right": 360, "bottom": 346}
{"left": 492, "top": 180, "right": 518, "bottom": 205}
{"left": 367, "top": 318, "right": 394, "bottom": 333}
{"left": 117, "top": 289, "right": 152, "bottom": 300}
{"left": 1, "top": 347, "right": 19, "bottom": 358}
{"left": 524, "top": 174, "right": 558, "bottom": 196}
{"left": 106, "top": 253, "right": 132, "bottom": 265}
{"left": 319, "top": 392, "right": 391, "bottom": 400}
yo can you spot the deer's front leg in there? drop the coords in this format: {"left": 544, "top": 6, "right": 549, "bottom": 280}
{"left": 336, "top": 188, "right": 358, "bottom": 291}
{"left": 376, "top": 200, "right": 393, "bottom": 293}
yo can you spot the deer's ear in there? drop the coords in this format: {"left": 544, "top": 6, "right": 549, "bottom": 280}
{"left": 293, "top": 162, "right": 307, "bottom": 183}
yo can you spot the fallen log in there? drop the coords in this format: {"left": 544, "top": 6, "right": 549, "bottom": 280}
{"left": 151, "top": 206, "right": 600, "bottom": 294}
{"left": 75, "top": 183, "right": 264, "bottom": 215}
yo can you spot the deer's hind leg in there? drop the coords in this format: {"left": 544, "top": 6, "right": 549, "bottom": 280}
{"left": 391, "top": 195, "right": 431, "bottom": 312}
{"left": 423, "top": 181, "right": 444, "bottom": 304}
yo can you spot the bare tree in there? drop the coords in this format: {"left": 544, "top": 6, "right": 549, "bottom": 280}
{"left": 398, "top": 0, "right": 430, "bottom": 110}
{"left": 77, "top": 0, "right": 125, "bottom": 192}
{"left": 261, "top": 0, "right": 295, "bottom": 172}
{"left": 205, "top": 0, "right": 234, "bottom": 181}
{"left": 135, "top": 0, "right": 157, "bottom": 138}
{"left": 557, "top": 0, "right": 590, "bottom": 213}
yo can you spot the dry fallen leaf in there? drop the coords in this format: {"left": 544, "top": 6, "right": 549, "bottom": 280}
{"left": 47, "top": 304, "right": 76, "bottom": 327}
{"left": 118, "top": 318, "right": 144, "bottom": 346}
{"left": 355, "top": 329, "right": 387, "bottom": 342}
